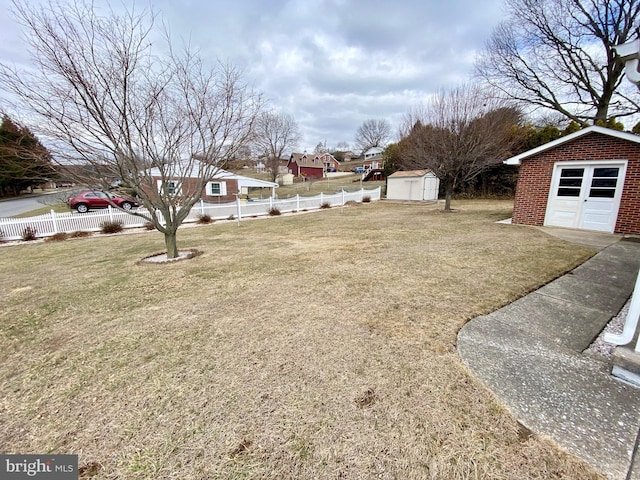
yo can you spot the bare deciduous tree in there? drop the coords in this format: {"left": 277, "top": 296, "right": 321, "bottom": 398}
{"left": 354, "top": 118, "right": 391, "bottom": 153}
{"left": 0, "top": 0, "right": 262, "bottom": 258}
{"left": 475, "top": 0, "right": 640, "bottom": 125}
{"left": 400, "top": 84, "right": 523, "bottom": 211}
{"left": 334, "top": 141, "right": 350, "bottom": 152}
{"left": 253, "top": 111, "right": 300, "bottom": 182}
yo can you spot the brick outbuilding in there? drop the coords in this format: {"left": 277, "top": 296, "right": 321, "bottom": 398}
{"left": 505, "top": 126, "right": 640, "bottom": 235}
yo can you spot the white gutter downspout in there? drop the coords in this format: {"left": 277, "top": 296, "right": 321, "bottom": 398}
{"left": 606, "top": 39, "right": 640, "bottom": 351}
{"left": 604, "top": 268, "right": 640, "bottom": 345}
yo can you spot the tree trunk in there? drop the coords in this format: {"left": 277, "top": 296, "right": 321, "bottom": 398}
{"left": 164, "top": 230, "right": 179, "bottom": 259}
{"left": 443, "top": 181, "right": 454, "bottom": 211}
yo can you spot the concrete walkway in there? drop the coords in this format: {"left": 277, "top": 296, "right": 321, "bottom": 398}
{"left": 458, "top": 231, "right": 640, "bottom": 480}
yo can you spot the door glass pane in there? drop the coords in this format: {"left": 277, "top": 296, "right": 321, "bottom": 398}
{"left": 557, "top": 168, "right": 583, "bottom": 196}
{"left": 559, "top": 178, "right": 582, "bottom": 187}
{"left": 560, "top": 168, "right": 584, "bottom": 178}
{"left": 558, "top": 188, "right": 581, "bottom": 197}
{"left": 593, "top": 167, "right": 618, "bottom": 178}
{"left": 589, "top": 188, "right": 616, "bottom": 198}
{"left": 591, "top": 178, "right": 617, "bottom": 188}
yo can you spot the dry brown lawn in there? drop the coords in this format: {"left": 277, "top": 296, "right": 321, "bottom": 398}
{"left": 0, "top": 200, "right": 605, "bottom": 479}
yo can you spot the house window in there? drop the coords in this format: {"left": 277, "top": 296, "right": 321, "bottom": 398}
{"left": 159, "top": 180, "right": 181, "bottom": 196}
{"left": 208, "top": 181, "right": 226, "bottom": 196}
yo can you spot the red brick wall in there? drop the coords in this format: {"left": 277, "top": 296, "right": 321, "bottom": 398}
{"left": 147, "top": 177, "right": 238, "bottom": 203}
{"left": 512, "top": 132, "right": 640, "bottom": 235}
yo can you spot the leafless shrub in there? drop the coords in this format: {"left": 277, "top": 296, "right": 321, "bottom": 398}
{"left": 45, "top": 232, "right": 69, "bottom": 242}
{"left": 100, "top": 221, "right": 123, "bottom": 234}
{"left": 197, "top": 214, "right": 213, "bottom": 224}
{"left": 21, "top": 226, "right": 37, "bottom": 241}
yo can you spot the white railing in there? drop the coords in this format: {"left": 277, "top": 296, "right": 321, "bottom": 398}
{"left": 0, "top": 187, "right": 381, "bottom": 241}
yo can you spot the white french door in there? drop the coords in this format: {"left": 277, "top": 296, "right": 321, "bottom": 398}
{"left": 545, "top": 161, "right": 627, "bottom": 232}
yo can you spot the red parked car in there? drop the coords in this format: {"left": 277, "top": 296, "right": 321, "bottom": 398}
{"left": 67, "top": 190, "right": 138, "bottom": 213}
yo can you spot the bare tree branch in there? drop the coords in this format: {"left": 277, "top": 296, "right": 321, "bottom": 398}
{"left": 0, "top": 0, "right": 262, "bottom": 257}
{"left": 475, "top": 0, "right": 640, "bottom": 125}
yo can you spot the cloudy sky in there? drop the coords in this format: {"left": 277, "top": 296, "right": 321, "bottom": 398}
{"left": 0, "top": 0, "right": 506, "bottom": 153}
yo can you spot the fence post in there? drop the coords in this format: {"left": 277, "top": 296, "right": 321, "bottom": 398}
{"left": 377, "top": 185, "right": 382, "bottom": 200}
{"left": 108, "top": 205, "right": 114, "bottom": 222}
{"left": 50, "top": 209, "right": 59, "bottom": 234}
{"left": 341, "top": 189, "right": 345, "bottom": 205}
{"left": 360, "top": 188, "right": 364, "bottom": 202}
{"left": 296, "top": 194, "right": 300, "bottom": 212}
{"left": 200, "top": 199, "right": 205, "bottom": 216}
{"left": 236, "top": 195, "right": 242, "bottom": 226}
{"left": 320, "top": 192, "right": 323, "bottom": 206}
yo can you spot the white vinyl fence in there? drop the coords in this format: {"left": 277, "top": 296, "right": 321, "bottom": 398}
{"left": 0, "top": 187, "right": 381, "bottom": 241}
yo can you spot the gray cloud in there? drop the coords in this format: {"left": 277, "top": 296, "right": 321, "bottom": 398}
{"left": 0, "top": 0, "right": 505, "bottom": 152}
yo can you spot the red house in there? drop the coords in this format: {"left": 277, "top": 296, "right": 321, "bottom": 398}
{"left": 504, "top": 126, "right": 640, "bottom": 235}
{"left": 287, "top": 152, "right": 340, "bottom": 178}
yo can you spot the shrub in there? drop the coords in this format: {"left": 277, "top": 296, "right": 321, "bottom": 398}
{"left": 268, "top": 207, "right": 281, "bottom": 216}
{"left": 197, "top": 214, "right": 213, "bottom": 224}
{"left": 362, "top": 196, "right": 371, "bottom": 203}
{"left": 143, "top": 222, "right": 156, "bottom": 231}
{"left": 21, "top": 226, "right": 38, "bottom": 241}
{"left": 320, "top": 202, "right": 331, "bottom": 209}
{"left": 100, "top": 220, "right": 124, "bottom": 234}
{"left": 71, "top": 231, "right": 91, "bottom": 238}
{"left": 45, "top": 232, "right": 69, "bottom": 242}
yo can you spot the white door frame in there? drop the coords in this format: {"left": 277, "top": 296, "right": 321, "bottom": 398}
{"left": 544, "top": 160, "right": 627, "bottom": 232}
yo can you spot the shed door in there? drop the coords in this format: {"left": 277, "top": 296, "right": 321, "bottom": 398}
{"left": 422, "top": 176, "right": 438, "bottom": 201}
{"left": 545, "top": 162, "right": 626, "bottom": 232}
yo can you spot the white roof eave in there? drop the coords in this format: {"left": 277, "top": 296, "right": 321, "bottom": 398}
{"left": 503, "top": 126, "right": 640, "bottom": 165}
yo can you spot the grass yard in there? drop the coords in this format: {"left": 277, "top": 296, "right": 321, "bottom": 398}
{"left": 0, "top": 200, "right": 604, "bottom": 479}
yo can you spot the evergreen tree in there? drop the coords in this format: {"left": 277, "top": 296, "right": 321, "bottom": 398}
{"left": 0, "top": 115, "right": 56, "bottom": 196}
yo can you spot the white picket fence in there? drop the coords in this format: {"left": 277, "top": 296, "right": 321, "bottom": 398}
{"left": 0, "top": 187, "right": 381, "bottom": 241}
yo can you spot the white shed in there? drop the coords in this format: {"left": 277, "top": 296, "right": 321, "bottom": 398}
{"left": 386, "top": 170, "right": 440, "bottom": 201}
